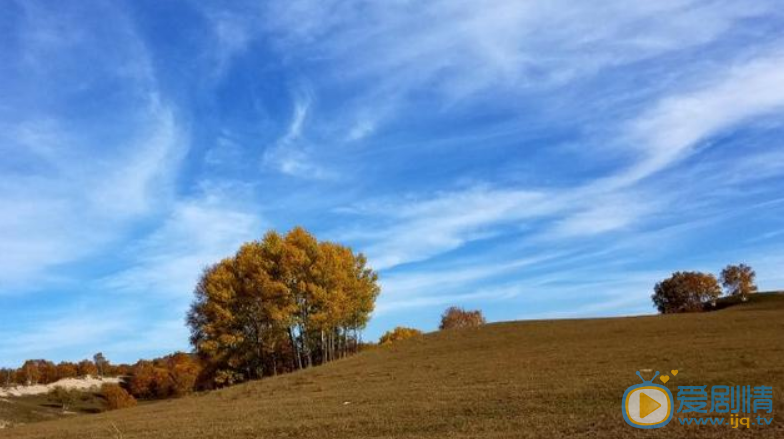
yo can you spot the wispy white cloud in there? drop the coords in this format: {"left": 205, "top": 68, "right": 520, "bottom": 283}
{"left": 339, "top": 47, "right": 784, "bottom": 274}
{"left": 545, "top": 194, "right": 656, "bottom": 239}
{"left": 262, "top": 92, "right": 337, "bottom": 179}
{"left": 99, "top": 189, "right": 264, "bottom": 299}
{"left": 607, "top": 50, "right": 784, "bottom": 187}
{"left": 380, "top": 252, "right": 567, "bottom": 300}
{"left": 92, "top": 97, "right": 184, "bottom": 217}
{"left": 345, "top": 115, "right": 377, "bottom": 142}
{"left": 0, "top": 97, "right": 184, "bottom": 290}
{"left": 0, "top": 106, "right": 183, "bottom": 291}
{"left": 0, "top": 2, "right": 187, "bottom": 291}
{"left": 261, "top": 0, "right": 777, "bottom": 131}
{"left": 349, "top": 187, "right": 548, "bottom": 269}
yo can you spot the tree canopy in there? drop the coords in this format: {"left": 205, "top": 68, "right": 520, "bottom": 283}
{"left": 187, "top": 227, "right": 380, "bottom": 387}
{"left": 720, "top": 263, "right": 758, "bottom": 301}
{"left": 652, "top": 271, "right": 721, "bottom": 313}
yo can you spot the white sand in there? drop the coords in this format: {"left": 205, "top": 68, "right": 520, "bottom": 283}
{"left": 0, "top": 376, "right": 120, "bottom": 398}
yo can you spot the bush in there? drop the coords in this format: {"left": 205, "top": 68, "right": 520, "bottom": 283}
{"left": 48, "top": 386, "right": 79, "bottom": 411}
{"left": 127, "top": 360, "right": 156, "bottom": 398}
{"left": 439, "top": 306, "right": 486, "bottom": 330}
{"left": 101, "top": 383, "right": 137, "bottom": 410}
{"left": 127, "top": 353, "right": 202, "bottom": 399}
{"left": 379, "top": 327, "right": 423, "bottom": 345}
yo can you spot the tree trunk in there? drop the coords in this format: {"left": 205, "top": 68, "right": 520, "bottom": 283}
{"left": 288, "top": 327, "right": 302, "bottom": 370}
{"left": 299, "top": 323, "right": 312, "bottom": 368}
{"left": 321, "top": 330, "right": 327, "bottom": 363}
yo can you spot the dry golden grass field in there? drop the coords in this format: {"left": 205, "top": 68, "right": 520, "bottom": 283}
{"left": 3, "top": 293, "right": 783, "bottom": 438}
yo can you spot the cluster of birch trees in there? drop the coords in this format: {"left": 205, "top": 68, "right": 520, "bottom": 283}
{"left": 187, "top": 227, "right": 380, "bottom": 387}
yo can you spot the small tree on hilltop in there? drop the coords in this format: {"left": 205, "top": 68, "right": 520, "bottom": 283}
{"left": 652, "top": 271, "right": 721, "bottom": 313}
{"left": 379, "top": 327, "right": 423, "bottom": 345}
{"left": 439, "top": 307, "right": 486, "bottom": 330}
{"left": 720, "top": 264, "right": 758, "bottom": 302}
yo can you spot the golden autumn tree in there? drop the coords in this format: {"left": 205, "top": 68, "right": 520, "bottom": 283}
{"left": 125, "top": 354, "right": 201, "bottom": 400}
{"left": 127, "top": 360, "right": 157, "bottom": 398}
{"left": 379, "top": 327, "right": 423, "bottom": 345}
{"left": 310, "top": 241, "right": 379, "bottom": 362}
{"left": 37, "top": 360, "right": 58, "bottom": 384}
{"left": 720, "top": 263, "right": 758, "bottom": 302}
{"left": 164, "top": 353, "right": 202, "bottom": 397}
{"left": 280, "top": 227, "right": 321, "bottom": 369}
{"left": 188, "top": 227, "right": 380, "bottom": 387}
{"left": 56, "top": 362, "right": 79, "bottom": 380}
{"left": 77, "top": 359, "right": 98, "bottom": 377}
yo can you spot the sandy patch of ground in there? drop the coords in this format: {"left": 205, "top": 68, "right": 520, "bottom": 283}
{"left": 0, "top": 376, "right": 120, "bottom": 398}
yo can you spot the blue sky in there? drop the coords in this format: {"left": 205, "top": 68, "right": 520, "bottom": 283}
{"left": 2, "top": 1, "right": 784, "bottom": 366}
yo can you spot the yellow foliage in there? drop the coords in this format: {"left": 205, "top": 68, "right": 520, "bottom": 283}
{"left": 379, "top": 327, "right": 423, "bottom": 345}
{"left": 187, "top": 227, "right": 380, "bottom": 386}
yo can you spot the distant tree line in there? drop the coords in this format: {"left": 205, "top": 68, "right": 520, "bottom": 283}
{"left": 652, "top": 263, "right": 758, "bottom": 313}
{"left": 0, "top": 352, "right": 118, "bottom": 388}
{"left": 4, "top": 352, "right": 203, "bottom": 407}
{"left": 187, "top": 227, "right": 380, "bottom": 387}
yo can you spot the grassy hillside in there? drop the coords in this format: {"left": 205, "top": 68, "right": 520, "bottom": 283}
{"left": 3, "top": 293, "right": 783, "bottom": 438}
{"left": 0, "top": 393, "right": 104, "bottom": 428}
